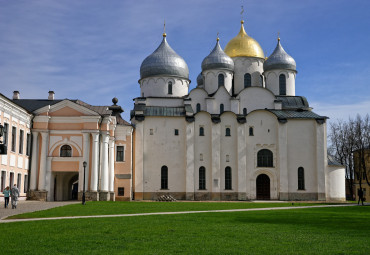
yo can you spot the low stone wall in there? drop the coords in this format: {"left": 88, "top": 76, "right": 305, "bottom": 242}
{"left": 28, "top": 190, "right": 48, "bottom": 201}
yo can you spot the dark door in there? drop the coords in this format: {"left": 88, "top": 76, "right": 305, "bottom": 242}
{"left": 256, "top": 174, "right": 270, "bottom": 200}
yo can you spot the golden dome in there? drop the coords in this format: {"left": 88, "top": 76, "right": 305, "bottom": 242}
{"left": 224, "top": 20, "right": 264, "bottom": 59}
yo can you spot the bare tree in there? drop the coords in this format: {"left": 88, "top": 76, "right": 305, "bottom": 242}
{"left": 329, "top": 114, "right": 370, "bottom": 200}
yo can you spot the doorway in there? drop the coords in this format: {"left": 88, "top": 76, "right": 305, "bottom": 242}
{"left": 256, "top": 174, "right": 270, "bottom": 200}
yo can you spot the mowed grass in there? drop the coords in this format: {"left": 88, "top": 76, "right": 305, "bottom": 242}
{"left": 7, "top": 201, "right": 329, "bottom": 219}
{"left": 0, "top": 206, "right": 369, "bottom": 254}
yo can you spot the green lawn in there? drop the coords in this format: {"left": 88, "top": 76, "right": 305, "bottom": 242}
{"left": 0, "top": 206, "right": 368, "bottom": 254}
{"left": 7, "top": 201, "right": 330, "bottom": 219}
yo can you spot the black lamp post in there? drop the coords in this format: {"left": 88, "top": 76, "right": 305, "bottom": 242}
{"left": 82, "top": 161, "right": 87, "bottom": 205}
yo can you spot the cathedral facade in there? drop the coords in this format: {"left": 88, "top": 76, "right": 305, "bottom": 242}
{"left": 131, "top": 21, "right": 345, "bottom": 201}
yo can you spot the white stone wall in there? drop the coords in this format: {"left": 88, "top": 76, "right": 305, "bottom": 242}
{"left": 140, "top": 76, "right": 190, "bottom": 97}
{"left": 325, "top": 165, "right": 346, "bottom": 201}
{"left": 237, "top": 87, "right": 275, "bottom": 114}
{"left": 233, "top": 57, "right": 264, "bottom": 95}
{"left": 203, "top": 69, "right": 233, "bottom": 95}
{"left": 265, "top": 70, "right": 296, "bottom": 96}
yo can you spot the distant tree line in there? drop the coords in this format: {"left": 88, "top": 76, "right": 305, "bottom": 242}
{"left": 328, "top": 114, "right": 370, "bottom": 200}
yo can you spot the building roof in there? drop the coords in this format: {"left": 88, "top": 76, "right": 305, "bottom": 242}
{"left": 132, "top": 105, "right": 193, "bottom": 117}
{"left": 276, "top": 96, "right": 310, "bottom": 110}
{"left": 264, "top": 38, "right": 296, "bottom": 72}
{"left": 201, "top": 39, "right": 234, "bottom": 72}
{"left": 268, "top": 109, "right": 327, "bottom": 120}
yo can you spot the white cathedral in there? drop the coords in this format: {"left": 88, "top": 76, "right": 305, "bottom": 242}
{"left": 130, "top": 20, "right": 346, "bottom": 201}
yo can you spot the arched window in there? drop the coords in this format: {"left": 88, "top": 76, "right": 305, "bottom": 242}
{"left": 168, "top": 81, "right": 173, "bottom": 95}
{"left": 199, "top": 167, "right": 206, "bottom": 190}
{"left": 161, "top": 166, "right": 168, "bottom": 189}
{"left": 225, "top": 167, "right": 232, "bottom": 190}
{"left": 244, "top": 73, "right": 251, "bottom": 88}
{"left": 196, "top": 103, "right": 201, "bottom": 113}
{"left": 218, "top": 74, "right": 224, "bottom": 87}
{"left": 220, "top": 104, "right": 224, "bottom": 114}
{"left": 298, "top": 167, "right": 305, "bottom": 190}
{"left": 199, "top": 127, "right": 204, "bottom": 136}
{"left": 60, "top": 145, "right": 72, "bottom": 157}
{"left": 260, "top": 75, "right": 264, "bottom": 86}
{"left": 243, "top": 108, "right": 247, "bottom": 115}
{"left": 249, "top": 127, "right": 254, "bottom": 136}
{"left": 257, "top": 149, "right": 273, "bottom": 167}
{"left": 279, "top": 74, "right": 286, "bottom": 95}
{"left": 225, "top": 128, "right": 231, "bottom": 137}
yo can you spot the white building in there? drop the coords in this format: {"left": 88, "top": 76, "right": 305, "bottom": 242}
{"left": 131, "top": 21, "right": 346, "bottom": 201}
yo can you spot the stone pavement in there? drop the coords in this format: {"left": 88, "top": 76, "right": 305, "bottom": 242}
{"left": 0, "top": 202, "right": 361, "bottom": 224}
{"left": 0, "top": 200, "right": 79, "bottom": 220}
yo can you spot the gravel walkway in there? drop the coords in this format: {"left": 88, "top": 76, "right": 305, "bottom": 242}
{"left": 0, "top": 203, "right": 360, "bottom": 224}
{"left": 0, "top": 201, "right": 79, "bottom": 220}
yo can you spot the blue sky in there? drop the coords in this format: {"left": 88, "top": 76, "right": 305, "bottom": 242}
{"left": 0, "top": 0, "right": 369, "bottom": 122}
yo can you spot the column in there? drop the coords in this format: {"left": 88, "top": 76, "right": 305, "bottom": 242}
{"left": 185, "top": 121, "right": 195, "bottom": 200}
{"left": 38, "top": 131, "right": 49, "bottom": 190}
{"left": 100, "top": 133, "right": 109, "bottom": 192}
{"left": 237, "top": 124, "right": 247, "bottom": 200}
{"left": 80, "top": 133, "right": 90, "bottom": 192}
{"left": 90, "top": 132, "right": 99, "bottom": 192}
{"left": 30, "top": 131, "right": 39, "bottom": 190}
{"left": 108, "top": 138, "right": 115, "bottom": 194}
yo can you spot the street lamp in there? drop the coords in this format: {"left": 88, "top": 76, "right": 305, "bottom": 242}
{"left": 82, "top": 161, "right": 87, "bottom": 205}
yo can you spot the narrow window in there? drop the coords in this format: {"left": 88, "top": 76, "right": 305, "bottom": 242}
{"left": 243, "top": 108, "right": 247, "bottom": 115}
{"left": 218, "top": 74, "right": 224, "bottom": 87}
{"left": 9, "top": 172, "right": 14, "bottom": 187}
{"left": 225, "top": 127, "right": 231, "bottom": 137}
{"left": 199, "top": 127, "right": 204, "bottom": 136}
{"left": 26, "top": 133, "right": 31, "bottom": 156}
{"left": 60, "top": 145, "right": 72, "bottom": 157}
{"left": 196, "top": 103, "right": 201, "bottom": 113}
{"left": 220, "top": 104, "right": 224, "bottom": 114}
{"left": 150, "top": 129, "right": 153, "bottom": 135}
{"left": 249, "top": 127, "right": 254, "bottom": 136}
{"left": 19, "top": 130, "right": 24, "bottom": 154}
{"left": 0, "top": 171, "right": 5, "bottom": 192}
{"left": 24, "top": 175, "right": 28, "bottom": 193}
{"left": 174, "top": 129, "right": 179, "bottom": 136}
{"left": 298, "top": 167, "right": 305, "bottom": 190}
{"left": 225, "top": 167, "right": 232, "bottom": 190}
{"left": 200, "top": 154, "right": 203, "bottom": 161}
{"left": 116, "top": 146, "right": 124, "bottom": 162}
{"left": 257, "top": 149, "right": 273, "bottom": 167}
{"left": 118, "top": 187, "right": 125, "bottom": 196}
{"left": 11, "top": 126, "right": 16, "bottom": 152}
{"left": 161, "top": 166, "right": 168, "bottom": 189}
{"left": 279, "top": 74, "right": 286, "bottom": 95}
{"left": 199, "top": 167, "right": 206, "bottom": 190}
{"left": 260, "top": 75, "right": 264, "bottom": 86}
{"left": 3, "top": 123, "right": 9, "bottom": 146}
{"left": 168, "top": 81, "right": 173, "bottom": 95}
{"left": 17, "top": 173, "right": 21, "bottom": 189}
{"left": 244, "top": 73, "right": 251, "bottom": 88}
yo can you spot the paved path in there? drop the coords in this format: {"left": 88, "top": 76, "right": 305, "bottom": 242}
{"left": 0, "top": 203, "right": 360, "bottom": 224}
{"left": 0, "top": 201, "right": 79, "bottom": 220}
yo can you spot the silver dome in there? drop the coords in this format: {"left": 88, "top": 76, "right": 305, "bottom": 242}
{"left": 201, "top": 40, "right": 234, "bottom": 72}
{"left": 196, "top": 72, "right": 203, "bottom": 86}
{"left": 140, "top": 36, "right": 189, "bottom": 80}
{"left": 264, "top": 39, "right": 296, "bottom": 72}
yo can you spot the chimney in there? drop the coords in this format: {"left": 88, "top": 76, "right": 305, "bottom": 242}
{"left": 48, "top": 91, "right": 55, "bottom": 100}
{"left": 13, "top": 91, "right": 20, "bottom": 100}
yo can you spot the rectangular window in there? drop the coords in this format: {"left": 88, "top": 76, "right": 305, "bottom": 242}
{"left": 24, "top": 175, "right": 28, "bottom": 193}
{"left": 199, "top": 167, "right": 206, "bottom": 190}
{"left": 0, "top": 171, "right": 5, "bottom": 192}
{"left": 118, "top": 187, "right": 124, "bottom": 196}
{"left": 116, "top": 146, "right": 124, "bottom": 162}
{"left": 9, "top": 172, "right": 14, "bottom": 187}
{"left": 17, "top": 173, "right": 21, "bottom": 189}
{"left": 26, "top": 133, "right": 31, "bottom": 156}
{"left": 3, "top": 123, "right": 9, "bottom": 146}
{"left": 19, "top": 130, "right": 24, "bottom": 154}
{"left": 174, "top": 129, "right": 179, "bottom": 136}
{"left": 11, "top": 126, "right": 16, "bottom": 152}
{"left": 225, "top": 167, "right": 232, "bottom": 190}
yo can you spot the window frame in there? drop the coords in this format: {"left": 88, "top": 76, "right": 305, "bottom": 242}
{"left": 249, "top": 127, "right": 254, "bottom": 136}
{"left": 225, "top": 127, "right": 231, "bottom": 137}
{"left": 168, "top": 81, "right": 173, "bottom": 95}
{"left": 116, "top": 145, "right": 125, "bottom": 162}
{"left": 244, "top": 73, "right": 251, "bottom": 88}
{"left": 220, "top": 104, "right": 224, "bottom": 114}
{"left": 60, "top": 144, "right": 72, "bottom": 157}
{"left": 279, "top": 74, "right": 286, "bottom": 95}
{"left": 11, "top": 126, "right": 16, "bottom": 152}
{"left": 257, "top": 149, "right": 273, "bottom": 167}
{"left": 19, "top": 129, "right": 24, "bottom": 154}
{"left": 218, "top": 73, "right": 225, "bottom": 87}
{"left": 196, "top": 103, "right": 201, "bottom": 113}
{"left": 298, "top": 167, "right": 305, "bottom": 190}
{"left": 199, "top": 126, "right": 204, "bottom": 136}
{"left": 199, "top": 166, "right": 206, "bottom": 190}
{"left": 161, "top": 166, "right": 168, "bottom": 190}
{"left": 225, "top": 166, "right": 232, "bottom": 190}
